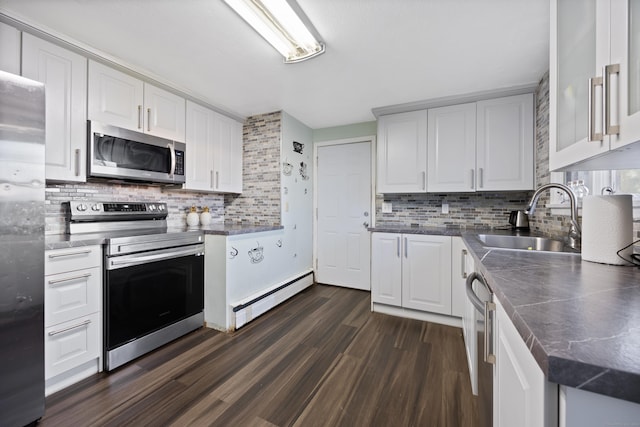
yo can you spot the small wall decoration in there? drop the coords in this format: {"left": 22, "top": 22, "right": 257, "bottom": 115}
{"left": 299, "top": 162, "right": 309, "bottom": 180}
{"left": 282, "top": 160, "right": 293, "bottom": 176}
{"left": 293, "top": 141, "right": 304, "bottom": 154}
{"left": 276, "top": 239, "right": 283, "bottom": 248}
{"left": 248, "top": 242, "right": 264, "bottom": 264}
{"left": 229, "top": 247, "right": 239, "bottom": 259}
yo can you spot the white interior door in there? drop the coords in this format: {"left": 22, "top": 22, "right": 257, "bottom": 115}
{"left": 316, "top": 141, "right": 371, "bottom": 290}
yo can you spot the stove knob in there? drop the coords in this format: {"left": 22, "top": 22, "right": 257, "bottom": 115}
{"left": 148, "top": 204, "right": 156, "bottom": 211}
{"left": 76, "top": 204, "right": 87, "bottom": 212}
{"left": 91, "top": 204, "right": 101, "bottom": 211}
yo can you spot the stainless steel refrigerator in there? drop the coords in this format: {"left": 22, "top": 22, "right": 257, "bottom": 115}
{"left": 0, "top": 70, "right": 46, "bottom": 426}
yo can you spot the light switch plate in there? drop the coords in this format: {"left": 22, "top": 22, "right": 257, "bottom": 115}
{"left": 442, "top": 203, "right": 449, "bottom": 214}
{"left": 382, "top": 202, "right": 392, "bottom": 213}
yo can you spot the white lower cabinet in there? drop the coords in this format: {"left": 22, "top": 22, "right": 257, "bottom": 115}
{"left": 44, "top": 246, "right": 102, "bottom": 396}
{"left": 494, "top": 298, "right": 557, "bottom": 427}
{"left": 372, "top": 233, "right": 452, "bottom": 316}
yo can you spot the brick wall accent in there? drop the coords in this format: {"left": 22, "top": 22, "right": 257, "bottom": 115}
{"left": 224, "top": 111, "right": 282, "bottom": 225}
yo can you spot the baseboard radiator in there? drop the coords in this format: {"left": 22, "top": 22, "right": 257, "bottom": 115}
{"left": 231, "top": 270, "right": 314, "bottom": 330}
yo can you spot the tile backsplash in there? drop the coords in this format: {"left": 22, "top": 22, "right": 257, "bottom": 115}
{"left": 45, "top": 182, "right": 224, "bottom": 234}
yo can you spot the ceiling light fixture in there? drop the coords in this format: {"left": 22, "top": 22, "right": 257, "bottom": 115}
{"left": 223, "top": 0, "right": 325, "bottom": 63}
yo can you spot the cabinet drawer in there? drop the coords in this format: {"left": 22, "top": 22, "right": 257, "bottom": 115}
{"left": 45, "top": 246, "right": 101, "bottom": 275}
{"left": 45, "top": 267, "right": 101, "bottom": 327}
{"left": 45, "top": 312, "right": 100, "bottom": 380}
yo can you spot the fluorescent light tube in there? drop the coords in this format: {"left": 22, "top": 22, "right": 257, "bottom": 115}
{"left": 223, "top": 0, "right": 325, "bottom": 63}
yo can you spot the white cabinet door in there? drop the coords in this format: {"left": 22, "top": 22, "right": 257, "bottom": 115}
{"left": 45, "top": 312, "right": 100, "bottom": 380}
{"left": 88, "top": 60, "right": 144, "bottom": 132}
{"left": 477, "top": 94, "right": 534, "bottom": 191}
{"left": 22, "top": 33, "right": 87, "bottom": 182}
{"left": 458, "top": 240, "right": 477, "bottom": 395}
{"left": 143, "top": 82, "right": 186, "bottom": 142}
{"left": 0, "top": 21, "right": 21, "bottom": 74}
{"left": 371, "top": 233, "right": 402, "bottom": 306}
{"left": 402, "top": 234, "right": 452, "bottom": 315}
{"left": 45, "top": 266, "right": 101, "bottom": 327}
{"left": 377, "top": 110, "right": 428, "bottom": 193}
{"left": 185, "top": 100, "right": 215, "bottom": 191}
{"left": 550, "top": 0, "right": 612, "bottom": 171}
{"left": 494, "top": 298, "right": 555, "bottom": 427}
{"left": 451, "top": 237, "right": 472, "bottom": 318}
{"left": 212, "top": 112, "right": 243, "bottom": 193}
{"left": 427, "top": 103, "right": 476, "bottom": 192}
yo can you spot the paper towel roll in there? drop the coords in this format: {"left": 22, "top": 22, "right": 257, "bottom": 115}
{"left": 581, "top": 194, "right": 633, "bottom": 265}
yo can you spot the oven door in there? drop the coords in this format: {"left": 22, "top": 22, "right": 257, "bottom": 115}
{"left": 88, "top": 121, "right": 185, "bottom": 184}
{"left": 105, "top": 245, "right": 204, "bottom": 352}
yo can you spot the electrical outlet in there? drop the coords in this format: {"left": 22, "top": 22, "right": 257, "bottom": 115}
{"left": 382, "top": 202, "right": 392, "bottom": 213}
{"left": 442, "top": 203, "right": 449, "bottom": 214}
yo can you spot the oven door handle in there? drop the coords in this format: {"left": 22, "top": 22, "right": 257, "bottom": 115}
{"left": 106, "top": 245, "right": 204, "bottom": 270}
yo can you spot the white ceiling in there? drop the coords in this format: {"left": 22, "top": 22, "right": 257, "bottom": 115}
{"left": 0, "top": 0, "right": 550, "bottom": 129}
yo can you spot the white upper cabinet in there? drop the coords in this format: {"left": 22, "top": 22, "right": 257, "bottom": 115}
{"left": 551, "top": 0, "right": 640, "bottom": 170}
{"left": 185, "top": 100, "right": 243, "bottom": 193}
{"left": 213, "top": 113, "right": 243, "bottom": 193}
{"left": 88, "top": 60, "right": 185, "bottom": 142}
{"left": 427, "top": 94, "right": 534, "bottom": 192}
{"left": 22, "top": 33, "right": 87, "bottom": 182}
{"left": 377, "top": 110, "right": 428, "bottom": 193}
{"left": 476, "top": 94, "right": 534, "bottom": 191}
{"left": 427, "top": 103, "right": 477, "bottom": 192}
{"left": 0, "top": 21, "right": 21, "bottom": 74}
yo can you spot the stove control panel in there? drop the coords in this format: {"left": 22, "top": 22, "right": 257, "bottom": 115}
{"left": 67, "top": 201, "right": 168, "bottom": 221}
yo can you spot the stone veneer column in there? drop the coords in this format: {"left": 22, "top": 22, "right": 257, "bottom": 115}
{"left": 224, "top": 111, "right": 282, "bottom": 225}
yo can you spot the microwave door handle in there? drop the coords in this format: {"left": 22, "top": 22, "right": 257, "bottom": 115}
{"left": 168, "top": 143, "right": 176, "bottom": 176}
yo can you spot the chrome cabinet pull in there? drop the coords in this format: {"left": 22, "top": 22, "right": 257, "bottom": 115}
{"left": 138, "top": 105, "right": 142, "bottom": 129}
{"left": 48, "top": 249, "right": 92, "bottom": 259}
{"left": 74, "top": 149, "right": 81, "bottom": 177}
{"left": 470, "top": 169, "right": 475, "bottom": 189}
{"left": 216, "top": 171, "right": 219, "bottom": 189}
{"left": 48, "top": 319, "right": 91, "bottom": 336}
{"left": 48, "top": 272, "right": 91, "bottom": 286}
{"left": 479, "top": 168, "right": 484, "bottom": 188}
{"left": 461, "top": 249, "right": 467, "bottom": 279}
{"left": 147, "top": 108, "right": 151, "bottom": 132}
{"left": 604, "top": 63, "right": 620, "bottom": 136}
{"left": 485, "top": 300, "right": 496, "bottom": 364}
{"left": 588, "top": 76, "right": 604, "bottom": 142}
{"left": 404, "top": 237, "right": 408, "bottom": 258}
{"left": 422, "top": 171, "right": 426, "bottom": 190}
{"left": 396, "top": 237, "right": 400, "bottom": 258}
{"left": 210, "top": 170, "right": 214, "bottom": 189}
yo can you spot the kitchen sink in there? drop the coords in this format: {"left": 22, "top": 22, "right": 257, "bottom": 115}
{"left": 477, "top": 234, "right": 579, "bottom": 254}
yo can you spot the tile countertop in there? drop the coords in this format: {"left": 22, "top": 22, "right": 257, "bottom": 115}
{"left": 45, "top": 224, "right": 284, "bottom": 249}
{"left": 370, "top": 226, "right": 640, "bottom": 404}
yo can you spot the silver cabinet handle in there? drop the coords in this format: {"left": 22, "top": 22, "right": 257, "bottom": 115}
{"left": 396, "top": 236, "right": 400, "bottom": 258}
{"left": 138, "top": 105, "right": 142, "bottom": 129}
{"left": 48, "top": 272, "right": 91, "bottom": 286}
{"left": 48, "top": 319, "right": 91, "bottom": 336}
{"left": 461, "top": 249, "right": 467, "bottom": 279}
{"left": 74, "top": 149, "right": 81, "bottom": 177}
{"left": 470, "top": 169, "right": 475, "bottom": 189}
{"left": 210, "top": 170, "right": 214, "bottom": 189}
{"left": 604, "top": 63, "right": 620, "bottom": 136}
{"left": 422, "top": 171, "right": 426, "bottom": 190}
{"left": 478, "top": 168, "right": 484, "bottom": 189}
{"left": 48, "top": 249, "right": 92, "bottom": 259}
{"left": 485, "top": 300, "right": 496, "bottom": 364}
{"left": 404, "top": 237, "right": 408, "bottom": 258}
{"left": 147, "top": 107, "right": 151, "bottom": 132}
{"left": 588, "top": 76, "right": 604, "bottom": 142}
{"left": 216, "top": 171, "right": 219, "bottom": 189}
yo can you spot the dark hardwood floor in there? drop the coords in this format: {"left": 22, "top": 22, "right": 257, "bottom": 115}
{"left": 41, "top": 285, "right": 478, "bottom": 426}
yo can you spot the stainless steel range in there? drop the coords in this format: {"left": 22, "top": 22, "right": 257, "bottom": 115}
{"left": 66, "top": 201, "right": 205, "bottom": 371}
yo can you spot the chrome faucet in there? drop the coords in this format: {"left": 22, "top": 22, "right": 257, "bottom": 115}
{"left": 525, "top": 183, "right": 582, "bottom": 250}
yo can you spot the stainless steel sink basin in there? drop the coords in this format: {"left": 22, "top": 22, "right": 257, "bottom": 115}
{"left": 477, "top": 234, "right": 579, "bottom": 253}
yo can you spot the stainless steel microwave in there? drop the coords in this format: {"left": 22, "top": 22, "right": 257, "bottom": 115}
{"left": 87, "top": 121, "right": 185, "bottom": 185}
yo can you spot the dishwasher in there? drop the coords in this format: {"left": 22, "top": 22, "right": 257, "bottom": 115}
{"left": 466, "top": 271, "right": 495, "bottom": 427}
